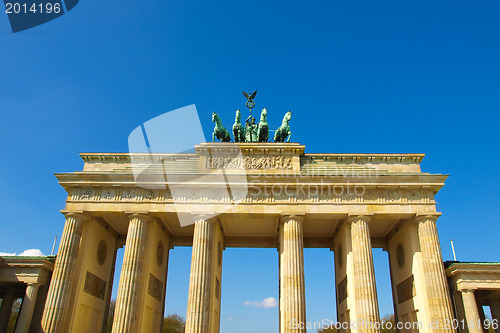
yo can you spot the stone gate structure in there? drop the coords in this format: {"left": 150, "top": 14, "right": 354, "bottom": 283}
{"left": 38, "top": 142, "right": 460, "bottom": 333}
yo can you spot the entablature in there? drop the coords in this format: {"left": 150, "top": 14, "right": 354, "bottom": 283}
{"left": 77, "top": 143, "right": 431, "bottom": 175}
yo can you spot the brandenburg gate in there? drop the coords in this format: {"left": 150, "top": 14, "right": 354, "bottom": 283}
{"left": 39, "top": 141, "right": 457, "bottom": 333}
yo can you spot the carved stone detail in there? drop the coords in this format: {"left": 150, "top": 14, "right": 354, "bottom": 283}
{"left": 397, "top": 275, "right": 416, "bottom": 304}
{"left": 70, "top": 187, "right": 434, "bottom": 205}
{"left": 205, "top": 155, "right": 293, "bottom": 170}
{"left": 102, "top": 191, "right": 113, "bottom": 200}
{"left": 83, "top": 271, "right": 106, "bottom": 300}
{"left": 79, "top": 189, "right": 92, "bottom": 200}
{"left": 148, "top": 273, "right": 163, "bottom": 302}
{"left": 338, "top": 276, "right": 348, "bottom": 303}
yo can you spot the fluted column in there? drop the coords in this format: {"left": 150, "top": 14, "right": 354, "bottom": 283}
{"left": 462, "top": 290, "right": 482, "bottom": 333}
{"left": 349, "top": 215, "right": 380, "bottom": 333}
{"left": 112, "top": 214, "right": 150, "bottom": 333}
{"left": 15, "top": 283, "right": 40, "bottom": 333}
{"left": 489, "top": 298, "right": 500, "bottom": 333}
{"left": 0, "top": 289, "right": 15, "bottom": 332}
{"left": 41, "top": 213, "right": 85, "bottom": 333}
{"left": 279, "top": 215, "right": 306, "bottom": 333}
{"left": 417, "top": 215, "right": 455, "bottom": 333}
{"left": 185, "top": 216, "right": 214, "bottom": 333}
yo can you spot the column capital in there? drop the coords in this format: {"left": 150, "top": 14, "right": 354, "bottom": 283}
{"left": 127, "top": 213, "right": 152, "bottom": 222}
{"left": 280, "top": 213, "right": 305, "bottom": 223}
{"left": 345, "top": 214, "right": 373, "bottom": 224}
{"left": 191, "top": 214, "right": 217, "bottom": 223}
{"left": 414, "top": 213, "right": 441, "bottom": 223}
{"left": 63, "top": 211, "right": 87, "bottom": 222}
{"left": 460, "top": 288, "right": 476, "bottom": 294}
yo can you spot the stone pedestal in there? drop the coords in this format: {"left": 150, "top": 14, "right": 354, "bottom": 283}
{"left": 41, "top": 213, "right": 85, "bottom": 333}
{"left": 15, "top": 283, "right": 40, "bottom": 333}
{"left": 279, "top": 215, "right": 306, "bottom": 333}
{"left": 462, "top": 290, "right": 482, "bottom": 333}
{"left": 350, "top": 216, "right": 380, "bottom": 333}
{"left": 417, "top": 216, "right": 455, "bottom": 333}
{"left": 112, "top": 214, "right": 150, "bottom": 333}
{"left": 0, "top": 289, "right": 15, "bottom": 332}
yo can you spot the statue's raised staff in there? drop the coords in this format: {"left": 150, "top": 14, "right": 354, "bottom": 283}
{"left": 212, "top": 112, "right": 231, "bottom": 142}
{"left": 257, "top": 108, "right": 269, "bottom": 142}
{"left": 273, "top": 111, "right": 292, "bottom": 142}
{"left": 232, "top": 110, "right": 245, "bottom": 142}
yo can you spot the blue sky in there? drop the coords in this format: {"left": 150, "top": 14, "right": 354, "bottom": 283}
{"left": 1, "top": 1, "right": 500, "bottom": 332}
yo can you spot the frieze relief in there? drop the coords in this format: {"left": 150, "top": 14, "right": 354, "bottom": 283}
{"left": 205, "top": 155, "right": 293, "bottom": 170}
{"left": 70, "top": 187, "right": 433, "bottom": 204}
{"left": 72, "top": 188, "right": 171, "bottom": 202}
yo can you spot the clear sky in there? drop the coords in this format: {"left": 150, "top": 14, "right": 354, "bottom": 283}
{"left": 1, "top": 1, "right": 500, "bottom": 332}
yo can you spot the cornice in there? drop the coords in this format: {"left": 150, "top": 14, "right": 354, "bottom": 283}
{"left": 0, "top": 257, "right": 55, "bottom": 271}
{"left": 79, "top": 151, "right": 425, "bottom": 163}
{"left": 196, "top": 142, "right": 305, "bottom": 156}
{"left": 303, "top": 153, "right": 425, "bottom": 164}
{"left": 80, "top": 152, "right": 199, "bottom": 163}
{"left": 55, "top": 172, "right": 448, "bottom": 184}
{"left": 446, "top": 262, "right": 500, "bottom": 276}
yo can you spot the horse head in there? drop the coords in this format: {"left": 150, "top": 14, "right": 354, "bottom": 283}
{"left": 260, "top": 108, "right": 267, "bottom": 121}
{"left": 283, "top": 111, "right": 292, "bottom": 123}
{"left": 235, "top": 110, "right": 241, "bottom": 122}
{"left": 212, "top": 112, "right": 217, "bottom": 122}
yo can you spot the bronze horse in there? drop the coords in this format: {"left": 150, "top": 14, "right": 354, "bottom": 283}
{"left": 257, "top": 108, "right": 269, "bottom": 142}
{"left": 232, "top": 110, "right": 245, "bottom": 142}
{"left": 212, "top": 112, "right": 231, "bottom": 142}
{"left": 273, "top": 111, "right": 292, "bottom": 142}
